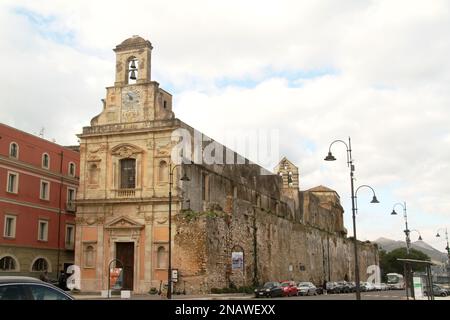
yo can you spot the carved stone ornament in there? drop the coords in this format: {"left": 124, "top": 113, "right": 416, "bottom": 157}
{"left": 156, "top": 141, "right": 174, "bottom": 156}
{"left": 75, "top": 217, "right": 85, "bottom": 224}
{"left": 111, "top": 144, "right": 142, "bottom": 158}
{"left": 86, "top": 217, "right": 97, "bottom": 225}
{"left": 156, "top": 217, "right": 168, "bottom": 224}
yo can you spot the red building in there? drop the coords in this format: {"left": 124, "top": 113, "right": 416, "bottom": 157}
{"left": 0, "top": 123, "right": 79, "bottom": 280}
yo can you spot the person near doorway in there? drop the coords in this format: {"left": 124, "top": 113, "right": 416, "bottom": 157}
{"left": 58, "top": 270, "right": 67, "bottom": 290}
{"left": 39, "top": 270, "right": 49, "bottom": 282}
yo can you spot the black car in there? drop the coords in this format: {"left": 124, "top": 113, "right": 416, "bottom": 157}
{"left": 0, "top": 276, "right": 74, "bottom": 300}
{"left": 254, "top": 282, "right": 284, "bottom": 298}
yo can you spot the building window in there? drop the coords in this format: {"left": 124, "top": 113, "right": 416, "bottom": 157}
{"left": 163, "top": 100, "right": 167, "bottom": 109}
{"left": 0, "top": 256, "right": 17, "bottom": 271}
{"left": 32, "top": 258, "right": 49, "bottom": 272}
{"left": 40, "top": 180, "right": 50, "bottom": 200}
{"left": 9, "top": 142, "right": 18, "bottom": 159}
{"left": 120, "top": 158, "right": 136, "bottom": 189}
{"left": 157, "top": 246, "right": 167, "bottom": 269}
{"left": 38, "top": 220, "right": 48, "bottom": 241}
{"left": 84, "top": 245, "right": 95, "bottom": 268}
{"left": 67, "top": 188, "right": 76, "bottom": 203}
{"left": 4, "top": 215, "right": 16, "bottom": 238}
{"left": 202, "top": 173, "right": 209, "bottom": 201}
{"left": 68, "top": 162, "right": 76, "bottom": 177}
{"left": 6, "top": 172, "right": 18, "bottom": 194}
{"left": 65, "top": 225, "right": 74, "bottom": 246}
{"left": 158, "top": 160, "right": 168, "bottom": 182}
{"left": 42, "top": 153, "right": 50, "bottom": 169}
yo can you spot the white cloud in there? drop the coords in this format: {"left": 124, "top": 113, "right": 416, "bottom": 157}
{"left": 1, "top": 0, "right": 450, "bottom": 243}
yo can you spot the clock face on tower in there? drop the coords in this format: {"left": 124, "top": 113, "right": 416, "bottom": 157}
{"left": 121, "top": 89, "right": 141, "bottom": 109}
{"left": 121, "top": 88, "right": 142, "bottom": 122}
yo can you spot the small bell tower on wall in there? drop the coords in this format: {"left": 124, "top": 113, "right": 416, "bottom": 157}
{"left": 114, "top": 35, "right": 153, "bottom": 86}
{"left": 274, "top": 157, "right": 299, "bottom": 190}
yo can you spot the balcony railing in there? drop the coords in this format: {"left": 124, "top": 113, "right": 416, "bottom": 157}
{"left": 66, "top": 201, "right": 76, "bottom": 212}
{"left": 115, "top": 188, "right": 136, "bottom": 198}
{"left": 65, "top": 242, "right": 74, "bottom": 250}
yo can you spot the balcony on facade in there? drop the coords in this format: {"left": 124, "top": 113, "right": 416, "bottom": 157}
{"left": 66, "top": 201, "right": 76, "bottom": 213}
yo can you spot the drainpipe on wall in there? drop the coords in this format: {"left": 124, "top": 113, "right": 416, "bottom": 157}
{"left": 57, "top": 151, "right": 64, "bottom": 275}
{"left": 252, "top": 208, "right": 258, "bottom": 286}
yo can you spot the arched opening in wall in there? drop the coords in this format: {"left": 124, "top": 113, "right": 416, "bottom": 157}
{"left": 84, "top": 245, "right": 95, "bottom": 268}
{"left": 157, "top": 246, "right": 167, "bottom": 269}
{"left": 9, "top": 142, "right": 18, "bottom": 159}
{"left": 88, "top": 163, "right": 99, "bottom": 185}
{"left": 69, "top": 162, "right": 76, "bottom": 177}
{"left": 32, "top": 258, "right": 49, "bottom": 272}
{"left": 127, "top": 57, "right": 138, "bottom": 84}
{"left": 158, "top": 160, "right": 168, "bottom": 183}
{"left": 42, "top": 153, "right": 50, "bottom": 169}
{"left": 0, "top": 256, "right": 19, "bottom": 271}
{"left": 120, "top": 158, "right": 136, "bottom": 189}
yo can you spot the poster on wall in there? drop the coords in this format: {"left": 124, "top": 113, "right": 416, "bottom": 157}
{"left": 232, "top": 252, "right": 244, "bottom": 270}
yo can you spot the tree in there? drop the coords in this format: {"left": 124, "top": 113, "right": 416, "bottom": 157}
{"left": 379, "top": 247, "right": 431, "bottom": 277}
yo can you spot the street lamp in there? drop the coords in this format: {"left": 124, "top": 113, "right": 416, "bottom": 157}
{"left": 410, "top": 229, "right": 423, "bottom": 241}
{"left": 324, "top": 137, "right": 379, "bottom": 300}
{"left": 167, "top": 163, "right": 190, "bottom": 299}
{"left": 436, "top": 228, "right": 450, "bottom": 265}
{"left": 391, "top": 202, "right": 411, "bottom": 254}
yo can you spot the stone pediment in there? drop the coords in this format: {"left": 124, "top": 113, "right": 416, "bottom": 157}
{"left": 105, "top": 216, "right": 144, "bottom": 230}
{"left": 111, "top": 143, "right": 143, "bottom": 158}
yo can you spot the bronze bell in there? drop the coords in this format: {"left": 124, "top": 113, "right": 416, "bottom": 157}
{"left": 129, "top": 70, "right": 137, "bottom": 80}
{"left": 130, "top": 59, "right": 137, "bottom": 69}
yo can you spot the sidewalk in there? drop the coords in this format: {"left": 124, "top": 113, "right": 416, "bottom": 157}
{"left": 72, "top": 292, "right": 254, "bottom": 300}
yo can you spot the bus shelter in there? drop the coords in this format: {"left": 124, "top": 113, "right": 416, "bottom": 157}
{"left": 397, "top": 258, "right": 435, "bottom": 300}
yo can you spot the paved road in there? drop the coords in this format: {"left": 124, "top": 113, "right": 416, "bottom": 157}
{"left": 254, "top": 290, "right": 449, "bottom": 300}
{"left": 265, "top": 290, "right": 407, "bottom": 300}
{"left": 74, "top": 289, "right": 449, "bottom": 300}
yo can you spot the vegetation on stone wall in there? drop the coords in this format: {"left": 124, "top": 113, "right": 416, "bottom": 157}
{"left": 180, "top": 207, "right": 230, "bottom": 223}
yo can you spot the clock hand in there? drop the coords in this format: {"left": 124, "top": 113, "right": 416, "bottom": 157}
{"left": 127, "top": 93, "right": 133, "bottom": 100}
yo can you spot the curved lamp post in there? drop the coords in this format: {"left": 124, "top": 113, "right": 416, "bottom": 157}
{"left": 324, "top": 137, "right": 379, "bottom": 300}
{"left": 436, "top": 228, "right": 450, "bottom": 288}
{"left": 436, "top": 228, "right": 450, "bottom": 265}
{"left": 167, "top": 163, "right": 190, "bottom": 299}
{"left": 410, "top": 229, "right": 423, "bottom": 241}
{"left": 391, "top": 202, "right": 411, "bottom": 254}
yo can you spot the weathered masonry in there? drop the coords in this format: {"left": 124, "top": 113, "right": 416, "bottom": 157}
{"left": 75, "top": 36, "right": 378, "bottom": 294}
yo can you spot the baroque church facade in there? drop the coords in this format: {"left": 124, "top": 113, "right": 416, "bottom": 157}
{"left": 75, "top": 36, "right": 378, "bottom": 294}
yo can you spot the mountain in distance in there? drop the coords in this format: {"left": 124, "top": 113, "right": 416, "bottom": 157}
{"left": 374, "top": 237, "right": 448, "bottom": 264}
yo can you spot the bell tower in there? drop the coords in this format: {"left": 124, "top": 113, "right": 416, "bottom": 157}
{"left": 113, "top": 35, "right": 153, "bottom": 86}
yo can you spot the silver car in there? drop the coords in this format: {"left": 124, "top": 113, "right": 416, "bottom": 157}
{"left": 297, "top": 282, "right": 317, "bottom": 296}
{"left": 0, "top": 276, "right": 74, "bottom": 300}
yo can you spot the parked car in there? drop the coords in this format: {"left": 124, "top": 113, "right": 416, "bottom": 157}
{"left": 254, "top": 282, "right": 284, "bottom": 298}
{"left": 360, "top": 282, "right": 376, "bottom": 292}
{"left": 297, "top": 282, "right": 317, "bottom": 296}
{"left": 424, "top": 285, "right": 448, "bottom": 297}
{"left": 326, "top": 281, "right": 340, "bottom": 294}
{"left": 374, "top": 283, "right": 389, "bottom": 291}
{"left": 336, "top": 281, "right": 352, "bottom": 293}
{"left": 0, "top": 276, "right": 74, "bottom": 300}
{"left": 347, "top": 281, "right": 356, "bottom": 292}
{"left": 280, "top": 281, "right": 298, "bottom": 297}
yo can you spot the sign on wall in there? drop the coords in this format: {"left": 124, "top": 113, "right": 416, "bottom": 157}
{"left": 232, "top": 252, "right": 244, "bottom": 270}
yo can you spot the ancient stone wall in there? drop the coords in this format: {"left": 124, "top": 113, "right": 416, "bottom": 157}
{"left": 174, "top": 205, "right": 378, "bottom": 294}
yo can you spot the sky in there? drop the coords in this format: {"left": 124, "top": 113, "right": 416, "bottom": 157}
{"left": 1, "top": 0, "right": 450, "bottom": 252}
